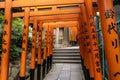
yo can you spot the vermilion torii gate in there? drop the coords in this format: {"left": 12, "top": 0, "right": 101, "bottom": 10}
{"left": 0, "top": 0, "right": 120, "bottom": 80}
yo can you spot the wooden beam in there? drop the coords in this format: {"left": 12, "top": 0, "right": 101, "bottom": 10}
{"left": 0, "top": 0, "right": 84, "bottom": 8}
{"left": 30, "top": 18, "right": 79, "bottom": 23}
{"left": 13, "top": 8, "right": 80, "bottom": 17}
{"left": 30, "top": 14, "right": 79, "bottom": 21}
{"left": 12, "top": 5, "right": 98, "bottom": 18}
{"left": 43, "top": 21, "right": 78, "bottom": 28}
{"left": 0, "top": 0, "right": 97, "bottom": 8}
{"left": 42, "top": 18, "right": 79, "bottom": 23}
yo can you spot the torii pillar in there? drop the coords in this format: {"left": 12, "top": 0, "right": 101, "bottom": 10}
{"left": 98, "top": 0, "right": 120, "bottom": 80}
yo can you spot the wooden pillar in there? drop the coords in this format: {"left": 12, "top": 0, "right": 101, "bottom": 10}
{"left": 1, "top": 0, "right": 12, "bottom": 80}
{"left": 80, "top": 14, "right": 91, "bottom": 80}
{"left": 84, "top": 0, "right": 102, "bottom": 80}
{"left": 47, "top": 25, "right": 54, "bottom": 71}
{"left": 77, "top": 15, "right": 90, "bottom": 80}
{"left": 19, "top": 7, "right": 30, "bottom": 80}
{"left": 77, "top": 23, "right": 85, "bottom": 77}
{"left": 98, "top": 0, "right": 120, "bottom": 80}
{"left": 81, "top": 4, "right": 95, "bottom": 79}
{"left": 50, "top": 27, "right": 54, "bottom": 69}
{"left": 47, "top": 25, "right": 50, "bottom": 73}
{"left": 42, "top": 26, "right": 48, "bottom": 78}
{"left": 30, "top": 17, "right": 38, "bottom": 80}
{"left": 37, "top": 21, "right": 43, "bottom": 80}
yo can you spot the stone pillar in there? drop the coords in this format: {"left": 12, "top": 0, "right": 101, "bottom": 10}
{"left": 64, "top": 27, "right": 69, "bottom": 42}
{"left": 55, "top": 28, "right": 60, "bottom": 48}
{"left": 63, "top": 27, "right": 69, "bottom": 47}
{"left": 56, "top": 28, "right": 59, "bottom": 44}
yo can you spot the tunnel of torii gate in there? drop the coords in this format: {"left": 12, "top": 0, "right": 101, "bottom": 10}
{"left": 0, "top": 0, "right": 119, "bottom": 80}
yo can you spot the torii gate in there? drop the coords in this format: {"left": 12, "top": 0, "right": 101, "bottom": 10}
{"left": 0, "top": 0, "right": 120, "bottom": 80}
{"left": 44, "top": 21, "right": 79, "bottom": 43}
{"left": 41, "top": 21, "right": 79, "bottom": 78}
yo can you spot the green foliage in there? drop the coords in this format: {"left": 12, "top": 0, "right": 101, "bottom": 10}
{"left": 9, "top": 18, "right": 23, "bottom": 60}
{"left": 0, "top": 11, "right": 32, "bottom": 60}
{"left": 0, "top": 11, "right": 3, "bottom": 57}
{"left": 12, "top": 18, "right": 23, "bottom": 40}
{"left": 10, "top": 45, "right": 21, "bottom": 60}
{"left": 0, "top": 10, "right": 4, "bottom": 24}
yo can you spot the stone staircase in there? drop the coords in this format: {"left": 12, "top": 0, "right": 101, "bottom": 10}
{"left": 52, "top": 47, "right": 81, "bottom": 63}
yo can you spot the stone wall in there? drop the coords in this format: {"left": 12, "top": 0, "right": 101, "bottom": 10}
{"left": 8, "top": 53, "right": 31, "bottom": 80}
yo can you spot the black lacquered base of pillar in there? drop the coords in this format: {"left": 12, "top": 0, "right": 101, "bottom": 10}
{"left": 47, "top": 56, "right": 50, "bottom": 73}
{"left": 30, "top": 69, "right": 35, "bottom": 80}
{"left": 50, "top": 55, "right": 52, "bottom": 69}
{"left": 83, "top": 67, "right": 88, "bottom": 80}
{"left": 80, "top": 57, "right": 90, "bottom": 80}
{"left": 42, "top": 59, "right": 46, "bottom": 79}
{"left": 90, "top": 77, "right": 94, "bottom": 80}
{"left": 20, "top": 77, "right": 25, "bottom": 80}
{"left": 86, "top": 69, "right": 90, "bottom": 80}
{"left": 37, "top": 64, "right": 41, "bottom": 80}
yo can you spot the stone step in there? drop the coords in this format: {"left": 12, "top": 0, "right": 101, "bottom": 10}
{"left": 52, "top": 60, "right": 81, "bottom": 63}
{"left": 53, "top": 51, "right": 80, "bottom": 54}
{"left": 52, "top": 47, "right": 81, "bottom": 64}
{"left": 53, "top": 53, "right": 80, "bottom": 56}
{"left": 53, "top": 46, "right": 79, "bottom": 50}
{"left": 53, "top": 56, "right": 81, "bottom": 60}
{"left": 53, "top": 52, "right": 80, "bottom": 54}
{"left": 53, "top": 49, "right": 80, "bottom": 53}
